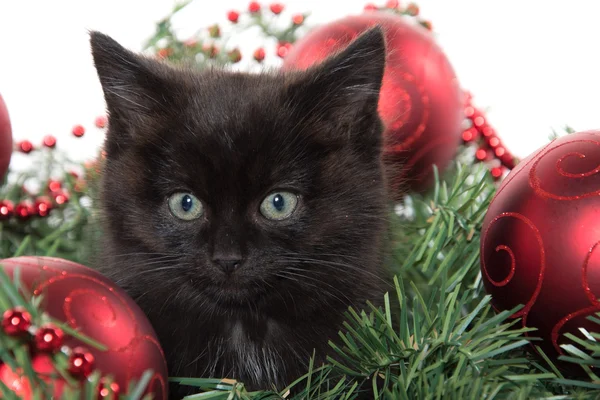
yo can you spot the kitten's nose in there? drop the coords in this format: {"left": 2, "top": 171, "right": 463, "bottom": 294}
{"left": 214, "top": 258, "right": 242, "bottom": 275}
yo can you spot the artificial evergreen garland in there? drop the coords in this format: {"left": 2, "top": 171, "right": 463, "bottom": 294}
{"left": 1, "top": 1, "right": 600, "bottom": 399}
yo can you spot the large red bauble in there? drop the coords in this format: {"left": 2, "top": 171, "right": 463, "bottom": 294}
{"left": 0, "top": 93, "right": 12, "bottom": 179}
{"left": 283, "top": 12, "right": 463, "bottom": 193}
{"left": 0, "top": 257, "right": 168, "bottom": 399}
{"left": 480, "top": 130, "right": 600, "bottom": 365}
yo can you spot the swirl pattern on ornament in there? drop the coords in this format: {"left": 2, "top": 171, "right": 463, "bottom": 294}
{"left": 529, "top": 139, "right": 600, "bottom": 200}
{"left": 551, "top": 241, "right": 600, "bottom": 354}
{"left": 64, "top": 289, "right": 117, "bottom": 328}
{"left": 481, "top": 212, "right": 546, "bottom": 318}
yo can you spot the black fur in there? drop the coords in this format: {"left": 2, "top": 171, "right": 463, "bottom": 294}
{"left": 91, "top": 29, "right": 389, "bottom": 398}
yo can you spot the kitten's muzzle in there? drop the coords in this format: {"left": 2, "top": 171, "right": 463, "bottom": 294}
{"left": 213, "top": 258, "right": 243, "bottom": 275}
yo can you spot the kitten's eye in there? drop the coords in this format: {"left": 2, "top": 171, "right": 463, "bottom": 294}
{"left": 260, "top": 192, "right": 298, "bottom": 221}
{"left": 168, "top": 192, "right": 204, "bottom": 221}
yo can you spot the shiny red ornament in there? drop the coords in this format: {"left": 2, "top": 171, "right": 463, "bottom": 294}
{"left": 283, "top": 12, "right": 463, "bottom": 193}
{"left": 43, "top": 135, "right": 57, "bottom": 148}
{"left": 269, "top": 2, "right": 284, "bottom": 14}
{"left": 15, "top": 201, "right": 35, "bottom": 221}
{"left": 2, "top": 307, "right": 32, "bottom": 336}
{"left": 34, "top": 324, "right": 64, "bottom": 352}
{"left": 68, "top": 347, "right": 95, "bottom": 379}
{"left": 17, "top": 140, "right": 34, "bottom": 154}
{"left": 248, "top": 1, "right": 261, "bottom": 13}
{"left": 72, "top": 124, "right": 85, "bottom": 137}
{"left": 0, "top": 199, "right": 14, "bottom": 220}
{"left": 0, "top": 93, "right": 12, "bottom": 179}
{"left": 253, "top": 47, "right": 266, "bottom": 61}
{"left": 227, "top": 10, "right": 240, "bottom": 23}
{"left": 480, "top": 130, "right": 600, "bottom": 367}
{"left": 34, "top": 197, "right": 53, "bottom": 217}
{"left": 0, "top": 355, "right": 66, "bottom": 399}
{"left": 95, "top": 115, "right": 107, "bottom": 129}
{"left": 292, "top": 14, "right": 304, "bottom": 25}
{"left": 0, "top": 257, "right": 168, "bottom": 399}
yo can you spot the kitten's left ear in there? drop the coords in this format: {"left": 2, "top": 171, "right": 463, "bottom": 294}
{"left": 287, "top": 27, "right": 387, "bottom": 129}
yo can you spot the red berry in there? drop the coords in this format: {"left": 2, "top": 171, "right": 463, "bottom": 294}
{"left": 386, "top": 0, "right": 399, "bottom": 8}
{"left": 490, "top": 167, "right": 504, "bottom": 180}
{"left": 68, "top": 347, "right": 95, "bottom": 379}
{"left": 208, "top": 24, "right": 221, "bottom": 38}
{"left": 15, "top": 201, "right": 35, "bottom": 221}
{"left": 53, "top": 190, "right": 70, "bottom": 205}
{"left": 204, "top": 44, "right": 219, "bottom": 58}
{"left": 183, "top": 38, "right": 198, "bottom": 48}
{"left": 156, "top": 48, "right": 173, "bottom": 59}
{"left": 276, "top": 42, "right": 292, "bottom": 58}
{"left": 72, "top": 124, "right": 85, "bottom": 137}
{"left": 253, "top": 48, "right": 266, "bottom": 62}
{"left": 2, "top": 307, "right": 32, "bottom": 336}
{"left": 501, "top": 153, "right": 516, "bottom": 169}
{"left": 17, "top": 140, "right": 34, "bottom": 154}
{"left": 461, "top": 127, "right": 478, "bottom": 142}
{"left": 406, "top": 2, "right": 419, "bottom": 16}
{"left": 34, "top": 325, "right": 64, "bottom": 353}
{"left": 481, "top": 125, "right": 495, "bottom": 137}
{"left": 494, "top": 146, "right": 506, "bottom": 157}
{"left": 364, "top": 3, "right": 378, "bottom": 11}
{"left": 248, "top": 1, "right": 261, "bottom": 13}
{"left": 473, "top": 115, "right": 486, "bottom": 128}
{"left": 95, "top": 116, "right": 107, "bottom": 128}
{"left": 43, "top": 135, "right": 57, "bottom": 148}
{"left": 269, "top": 2, "right": 284, "bottom": 14}
{"left": 228, "top": 48, "right": 242, "bottom": 63}
{"left": 420, "top": 20, "right": 432, "bottom": 31}
{"left": 227, "top": 10, "right": 240, "bottom": 23}
{"left": 487, "top": 136, "right": 501, "bottom": 148}
{"left": 34, "top": 196, "right": 53, "bottom": 217}
{"left": 0, "top": 200, "right": 14, "bottom": 220}
{"left": 292, "top": 14, "right": 304, "bottom": 25}
{"left": 475, "top": 148, "right": 488, "bottom": 161}
{"left": 98, "top": 380, "right": 120, "bottom": 399}
{"left": 47, "top": 180, "right": 62, "bottom": 193}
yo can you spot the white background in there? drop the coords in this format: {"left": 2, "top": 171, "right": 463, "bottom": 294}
{"left": 1, "top": 0, "right": 599, "bottom": 170}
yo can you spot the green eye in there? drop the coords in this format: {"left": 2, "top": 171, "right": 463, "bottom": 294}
{"left": 168, "top": 192, "right": 204, "bottom": 221}
{"left": 260, "top": 191, "right": 298, "bottom": 221}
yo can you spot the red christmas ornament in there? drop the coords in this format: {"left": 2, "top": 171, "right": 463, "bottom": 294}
{"left": 269, "top": 2, "right": 284, "bottom": 14}
{"left": 0, "top": 93, "right": 12, "bottom": 179}
{"left": 283, "top": 13, "right": 463, "bottom": 194}
{"left": 481, "top": 130, "right": 600, "bottom": 367}
{"left": 0, "top": 199, "right": 14, "bottom": 220}
{"left": 95, "top": 115, "right": 107, "bottom": 129}
{"left": 0, "top": 355, "right": 67, "bottom": 399}
{"left": 34, "top": 324, "right": 64, "bottom": 352}
{"left": 17, "top": 140, "right": 34, "bottom": 154}
{"left": 253, "top": 47, "right": 266, "bottom": 62}
{"left": 248, "top": 1, "right": 261, "bottom": 13}
{"left": 227, "top": 10, "right": 240, "bottom": 23}
{"left": 68, "top": 347, "right": 95, "bottom": 379}
{"left": 2, "top": 307, "right": 32, "bottom": 336}
{"left": 43, "top": 135, "right": 57, "bottom": 148}
{"left": 72, "top": 124, "right": 85, "bottom": 137}
{"left": 0, "top": 257, "right": 169, "bottom": 399}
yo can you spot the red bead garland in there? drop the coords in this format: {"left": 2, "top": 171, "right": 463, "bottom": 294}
{"left": 34, "top": 324, "right": 64, "bottom": 353}
{"left": 2, "top": 307, "right": 32, "bottom": 336}
{"left": 68, "top": 347, "right": 95, "bottom": 379}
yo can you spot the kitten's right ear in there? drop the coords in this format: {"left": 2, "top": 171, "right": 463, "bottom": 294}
{"left": 90, "top": 31, "right": 175, "bottom": 127}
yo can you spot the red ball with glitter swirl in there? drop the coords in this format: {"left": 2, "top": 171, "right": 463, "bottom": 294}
{"left": 0, "top": 93, "right": 12, "bottom": 179}
{"left": 0, "top": 257, "right": 168, "bottom": 399}
{"left": 283, "top": 12, "right": 463, "bottom": 194}
{"left": 480, "top": 130, "right": 600, "bottom": 368}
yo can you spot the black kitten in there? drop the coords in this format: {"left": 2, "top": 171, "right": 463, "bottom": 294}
{"left": 91, "top": 28, "right": 389, "bottom": 397}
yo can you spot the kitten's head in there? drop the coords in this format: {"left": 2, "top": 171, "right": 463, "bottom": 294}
{"left": 91, "top": 29, "right": 389, "bottom": 317}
